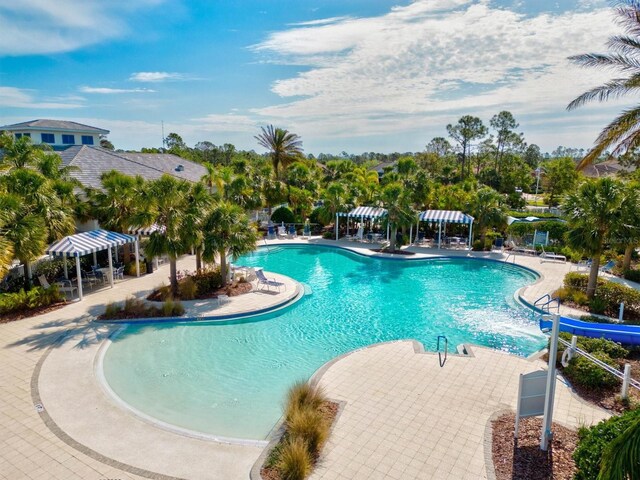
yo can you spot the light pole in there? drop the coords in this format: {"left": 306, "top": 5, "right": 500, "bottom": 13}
{"left": 534, "top": 166, "right": 542, "bottom": 196}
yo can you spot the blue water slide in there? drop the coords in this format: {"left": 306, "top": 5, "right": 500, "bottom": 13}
{"left": 539, "top": 316, "right": 640, "bottom": 346}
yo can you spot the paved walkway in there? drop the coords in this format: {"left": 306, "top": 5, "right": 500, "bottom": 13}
{"left": 0, "top": 241, "right": 622, "bottom": 480}
{"left": 310, "top": 341, "right": 610, "bottom": 480}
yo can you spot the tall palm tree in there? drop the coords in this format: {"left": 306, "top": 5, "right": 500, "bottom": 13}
{"left": 202, "top": 201, "right": 259, "bottom": 286}
{"left": 618, "top": 181, "right": 640, "bottom": 271}
{"left": 317, "top": 182, "right": 349, "bottom": 225}
{"left": 382, "top": 182, "right": 416, "bottom": 252}
{"left": 88, "top": 170, "right": 147, "bottom": 265}
{"left": 0, "top": 133, "right": 42, "bottom": 171}
{"left": 567, "top": 0, "right": 640, "bottom": 169}
{"left": 134, "top": 175, "right": 191, "bottom": 295}
{"left": 183, "top": 182, "right": 212, "bottom": 272}
{"left": 255, "top": 125, "right": 303, "bottom": 177}
{"left": 467, "top": 187, "right": 506, "bottom": 242}
{"left": 564, "top": 178, "right": 626, "bottom": 297}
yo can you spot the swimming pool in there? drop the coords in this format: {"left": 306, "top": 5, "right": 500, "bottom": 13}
{"left": 101, "top": 245, "right": 546, "bottom": 440}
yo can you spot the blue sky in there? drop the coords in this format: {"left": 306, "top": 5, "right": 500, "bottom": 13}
{"left": 0, "top": 0, "right": 627, "bottom": 155}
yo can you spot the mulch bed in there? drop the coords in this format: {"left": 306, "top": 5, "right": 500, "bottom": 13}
{"left": 261, "top": 400, "right": 340, "bottom": 480}
{"left": 147, "top": 281, "right": 253, "bottom": 302}
{"left": 492, "top": 412, "right": 578, "bottom": 480}
{"left": 0, "top": 301, "right": 68, "bottom": 324}
{"left": 370, "top": 248, "right": 416, "bottom": 255}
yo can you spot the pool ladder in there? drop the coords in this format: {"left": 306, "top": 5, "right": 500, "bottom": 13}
{"left": 437, "top": 335, "right": 448, "bottom": 367}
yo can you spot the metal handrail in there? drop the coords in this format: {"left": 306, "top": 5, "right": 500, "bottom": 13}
{"left": 534, "top": 294, "right": 560, "bottom": 314}
{"left": 558, "top": 337, "right": 640, "bottom": 391}
{"left": 504, "top": 252, "right": 516, "bottom": 264}
{"left": 437, "top": 335, "right": 448, "bottom": 367}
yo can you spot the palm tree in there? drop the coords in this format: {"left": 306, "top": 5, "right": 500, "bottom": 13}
{"left": 467, "top": 187, "right": 506, "bottom": 243}
{"left": 564, "top": 178, "right": 626, "bottom": 297}
{"left": 598, "top": 414, "right": 640, "bottom": 480}
{"left": 183, "top": 182, "right": 212, "bottom": 272}
{"left": 382, "top": 182, "right": 416, "bottom": 252}
{"left": 134, "top": 175, "right": 191, "bottom": 295}
{"left": 317, "top": 182, "right": 349, "bottom": 225}
{"left": 0, "top": 133, "right": 42, "bottom": 171}
{"left": 88, "top": 170, "right": 147, "bottom": 265}
{"left": 618, "top": 181, "right": 640, "bottom": 271}
{"left": 567, "top": 0, "right": 640, "bottom": 169}
{"left": 202, "top": 201, "right": 259, "bottom": 286}
{"left": 255, "top": 125, "right": 303, "bottom": 177}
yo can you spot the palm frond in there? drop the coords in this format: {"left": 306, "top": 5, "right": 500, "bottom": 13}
{"left": 568, "top": 53, "right": 640, "bottom": 72}
{"left": 598, "top": 416, "right": 640, "bottom": 480}
{"left": 567, "top": 76, "right": 640, "bottom": 110}
{"left": 607, "top": 34, "right": 640, "bottom": 55}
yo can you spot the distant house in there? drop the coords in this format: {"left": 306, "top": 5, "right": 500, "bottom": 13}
{"left": 58, "top": 146, "right": 207, "bottom": 190}
{"left": 581, "top": 160, "right": 635, "bottom": 178}
{"left": 0, "top": 119, "right": 109, "bottom": 151}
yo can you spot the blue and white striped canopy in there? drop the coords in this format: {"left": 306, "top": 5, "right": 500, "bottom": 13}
{"left": 338, "top": 206, "right": 388, "bottom": 219}
{"left": 418, "top": 210, "right": 474, "bottom": 224}
{"left": 128, "top": 224, "right": 163, "bottom": 236}
{"left": 46, "top": 229, "right": 136, "bottom": 257}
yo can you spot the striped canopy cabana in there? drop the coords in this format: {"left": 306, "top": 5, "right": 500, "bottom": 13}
{"left": 338, "top": 206, "right": 388, "bottom": 219}
{"left": 415, "top": 210, "right": 475, "bottom": 249}
{"left": 46, "top": 229, "right": 139, "bottom": 300}
{"left": 418, "top": 210, "right": 474, "bottom": 224}
{"left": 335, "top": 206, "right": 389, "bottom": 240}
{"left": 128, "top": 224, "right": 163, "bottom": 236}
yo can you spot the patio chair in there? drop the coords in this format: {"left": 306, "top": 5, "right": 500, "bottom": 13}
{"left": 599, "top": 260, "right": 616, "bottom": 275}
{"left": 540, "top": 246, "right": 566, "bottom": 263}
{"left": 345, "top": 226, "right": 363, "bottom": 241}
{"left": 114, "top": 266, "right": 125, "bottom": 280}
{"left": 492, "top": 238, "right": 504, "bottom": 252}
{"left": 267, "top": 224, "right": 276, "bottom": 240}
{"left": 255, "top": 269, "right": 286, "bottom": 292}
{"left": 302, "top": 223, "right": 311, "bottom": 238}
{"left": 287, "top": 224, "right": 297, "bottom": 239}
{"left": 576, "top": 259, "right": 592, "bottom": 272}
{"left": 39, "top": 275, "right": 78, "bottom": 297}
{"left": 277, "top": 225, "right": 287, "bottom": 239}
{"left": 82, "top": 270, "right": 100, "bottom": 289}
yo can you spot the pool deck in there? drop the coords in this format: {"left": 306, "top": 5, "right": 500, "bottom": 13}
{"left": 0, "top": 240, "right": 627, "bottom": 480}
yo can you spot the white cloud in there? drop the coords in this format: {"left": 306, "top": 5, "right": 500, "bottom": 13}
{"left": 192, "top": 113, "right": 258, "bottom": 132}
{"left": 250, "top": 0, "right": 620, "bottom": 149}
{"left": 0, "top": 0, "right": 164, "bottom": 56}
{"left": 80, "top": 86, "right": 156, "bottom": 94}
{"left": 289, "top": 16, "right": 352, "bottom": 27}
{"left": 129, "top": 72, "right": 187, "bottom": 82}
{"left": 0, "top": 86, "right": 84, "bottom": 109}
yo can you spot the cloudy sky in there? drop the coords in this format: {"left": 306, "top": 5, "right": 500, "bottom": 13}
{"left": 0, "top": 0, "right": 627, "bottom": 154}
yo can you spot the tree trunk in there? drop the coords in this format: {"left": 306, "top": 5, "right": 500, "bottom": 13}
{"left": 219, "top": 248, "right": 228, "bottom": 286}
{"left": 23, "top": 259, "right": 32, "bottom": 290}
{"left": 169, "top": 258, "right": 178, "bottom": 297}
{"left": 389, "top": 225, "right": 398, "bottom": 252}
{"left": 587, "top": 254, "right": 601, "bottom": 299}
{"left": 623, "top": 244, "right": 635, "bottom": 272}
{"left": 195, "top": 246, "right": 202, "bottom": 272}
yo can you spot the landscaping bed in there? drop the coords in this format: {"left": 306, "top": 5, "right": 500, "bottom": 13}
{"left": 99, "top": 297, "right": 185, "bottom": 320}
{"left": 492, "top": 412, "right": 578, "bottom": 480}
{"left": 0, "top": 300, "right": 67, "bottom": 324}
{"left": 370, "top": 248, "right": 415, "bottom": 255}
{"left": 260, "top": 383, "right": 339, "bottom": 480}
{"left": 147, "top": 267, "right": 253, "bottom": 302}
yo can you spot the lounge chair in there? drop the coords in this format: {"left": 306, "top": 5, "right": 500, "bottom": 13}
{"left": 540, "top": 246, "right": 566, "bottom": 263}
{"left": 114, "top": 266, "right": 125, "bottom": 280}
{"left": 345, "top": 227, "right": 364, "bottom": 242}
{"left": 39, "top": 275, "right": 77, "bottom": 297}
{"left": 267, "top": 224, "right": 276, "bottom": 240}
{"left": 277, "top": 226, "right": 287, "bottom": 239}
{"left": 287, "top": 224, "right": 297, "bottom": 239}
{"left": 492, "top": 238, "right": 504, "bottom": 252}
{"left": 576, "top": 259, "right": 592, "bottom": 272}
{"left": 255, "top": 269, "right": 286, "bottom": 292}
{"left": 599, "top": 260, "right": 616, "bottom": 275}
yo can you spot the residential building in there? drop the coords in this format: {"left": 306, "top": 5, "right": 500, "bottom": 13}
{"left": 0, "top": 119, "right": 109, "bottom": 151}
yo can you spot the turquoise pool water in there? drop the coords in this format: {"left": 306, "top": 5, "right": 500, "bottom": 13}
{"left": 102, "top": 245, "right": 546, "bottom": 440}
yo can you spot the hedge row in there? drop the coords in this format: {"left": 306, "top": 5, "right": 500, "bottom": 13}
{"left": 564, "top": 272, "right": 640, "bottom": 321}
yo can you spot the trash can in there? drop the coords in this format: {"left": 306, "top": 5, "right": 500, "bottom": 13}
{"left": 145, "top": 258, "right": 154, "bottom": 274}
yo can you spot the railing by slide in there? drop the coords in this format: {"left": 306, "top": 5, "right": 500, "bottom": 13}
{"left": 504, "top": 252, "right": 517, "bottom": 264}
{"left": 534, "top": 293, "right": 560, "bottom": 315}
{"left": 558, "top": 335, "right": 640, "bottom": 397}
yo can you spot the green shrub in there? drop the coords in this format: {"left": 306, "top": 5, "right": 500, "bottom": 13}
{"left": 573, "top": 409, "right": 640, "bottom": 480}
{"left": 277, "top": 437, "right": 312, "bottom": 480}
{"left": 563, "top": 351, "right": 619, "bottom": 390}
{"left": 562, "top": 273, "right": 640, "bottom": 320}
{"left": 162, "top": 299, "right": 185, "bottom": 317}
{"left": 554, "top": 287, "right": 571, "bottom": 302}
{"left": 33, "top": 257, "right": 74, "bottom": 283}
{"left": 589, "top": 296, "right": 607, "bottom": 315}
{"left": 559, "top": 332, "right": 629, "bottom": 359}
{"left": 322, "top": 231, "right": 334, "bottom": 240}
{"left": 104, "top": 302, "right": 121, "bottom": 318}
{"left": 286, "top": 407, "right": 329, "bottom": 455}
{"left": 472, "top": 239, "right": 484, "bottom": 251}
{"left": 271, "top": 206, "right": 296, "bottom": 225}
{"left": 191, "top": 268, "right": 222, "bottom": 296}
{"left": 178, "top": 276, "right": 197, "bottom": 300}
{"left": 0, "top": 286, "right": 63, "bottom": 315}
{"left": 124, "top": 262, "right": 146, "bottom": 276}
{"left": 285, "top": 382, "right": 326, "bottom": 421}
{"left": 308, "top": 208, "right": 324, "bottom": 228}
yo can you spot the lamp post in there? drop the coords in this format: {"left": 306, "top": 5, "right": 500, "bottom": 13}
{"left": 534, "top": 166, "right": 542, "bottom": 197}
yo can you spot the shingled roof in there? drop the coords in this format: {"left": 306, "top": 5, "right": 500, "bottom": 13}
{"left": 0, "top": 119, "right": 109, "bottom": 134}
{"left": 59, "top": 146, "right": 207, "bottom": 189}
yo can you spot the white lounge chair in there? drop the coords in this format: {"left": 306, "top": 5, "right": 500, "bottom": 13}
{"left": 39, "top": 275, "right": 77, "bottom": 297}
{"left": 277, "top": 226, "right": 287, "bottom": 239}
{"left": 255, "top": 269, "right": 286, "bottom": 292}
{"left": 540, "top": 247, "right": 566, "bottom": 263}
